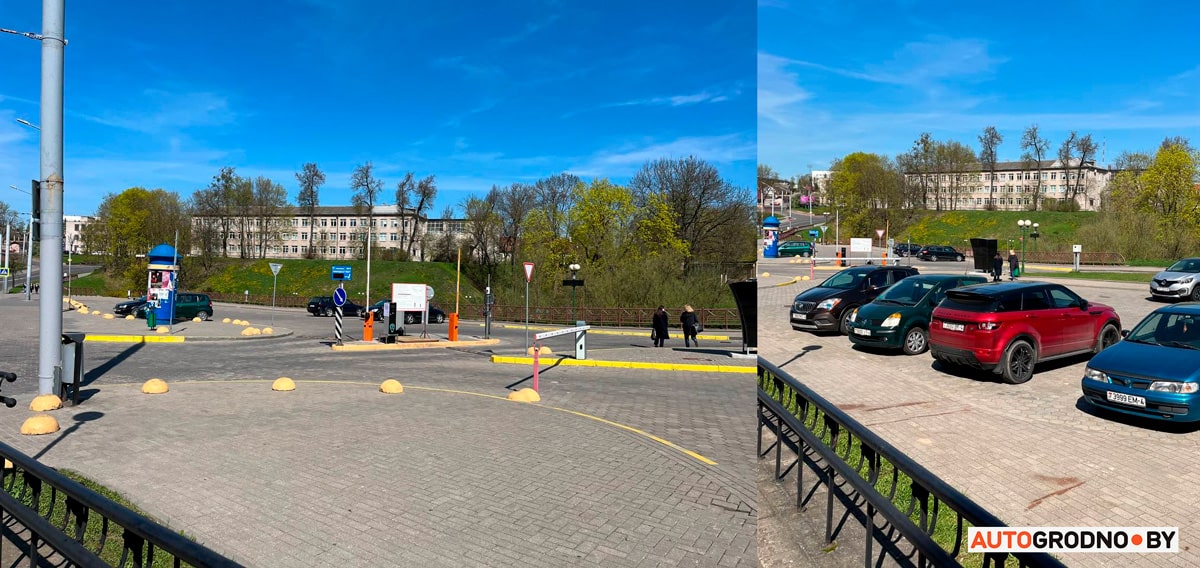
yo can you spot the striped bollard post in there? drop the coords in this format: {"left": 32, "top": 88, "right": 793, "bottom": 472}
{"left": 335, "top": 306, "right": 343, "bottom": 346}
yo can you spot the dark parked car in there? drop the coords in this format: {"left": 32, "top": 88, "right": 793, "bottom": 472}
{"left": 847, "top": 274, "right": 988, "bottom": 355}
{"left": 367, "top": 301, "right": 447, "bottom": 324}
{"left": 113, "top": 296, "right": 148, "bottom": 316}
{"left": 1082, "top": 303, "right": 1200, "bottom": 422}
{"left": 136, "top": 292, "right": 214, "bottom": 321}
{"left": 307, "top": 296, "right": 363, "bottom": 317}
{"left": 790, "top": 265, "right": 920, "bottom": 335}
{"left": 777, "top": 241, "right": 814, "bottom": 258}
{"left": 892, "top": 243, "right": 922, "bottom": 257}
{"left": 916, "top": 245, "right": 965, "bottom": 262}
{"left": 929, "top": 282, "right": 1121, "bottom": 384}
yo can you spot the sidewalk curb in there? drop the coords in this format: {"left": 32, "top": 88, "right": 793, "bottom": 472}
{"left": 83, "top": 330, "right": 297, "bottom": 343}
{"left": 332, "top": 338, "right": 501, "bottom": 351}
{"left": 489, "top": 355, "right": 755, "bottom": 374}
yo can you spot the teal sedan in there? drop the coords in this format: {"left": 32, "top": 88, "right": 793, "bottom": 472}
{"left": 846, "top": 274, "right": 988, "bottom": 354}
{"left": 777, "top": 241, "right": 814, "bottom": 258}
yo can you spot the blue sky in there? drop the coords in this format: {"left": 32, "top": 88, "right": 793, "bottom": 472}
{"left": 0, "top": 0, "right": 754, "bottom": 217}
{"left": 759, "top": 0, "right": 1200, "bottom": 180}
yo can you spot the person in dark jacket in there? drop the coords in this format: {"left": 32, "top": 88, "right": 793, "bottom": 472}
{"left": 992, "top": 253, "right": 1004, "bottom": 282}
{"left": 1008, "top": 249, "right": 1020, "bottom": 281}
{"left": 651, "top": 306, "right": 670, "bottom": 347}
{"left": 680, "top": 304, "right": 699, "bottom": 347}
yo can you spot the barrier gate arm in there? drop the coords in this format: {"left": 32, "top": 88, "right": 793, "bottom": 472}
{"left": 530, "top": 325, "right": 591, "bottom": 392}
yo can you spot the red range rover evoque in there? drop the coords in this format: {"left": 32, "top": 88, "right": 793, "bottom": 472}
{"left": 929, "top": 282, "right": 1122, "bottom": 384}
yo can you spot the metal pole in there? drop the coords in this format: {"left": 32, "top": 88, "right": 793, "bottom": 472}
{"left": 37, "top": 0, "right": 66, "bottom": 396}
{"left": 66, "top": 249, "right": 70, "bottom": 301}
{"left": 1021, "top": 227, "right": 1027, "bottom": 275}
{"left": 365, "top": 217, "right": 371, "bottom": 310}
{"left": 525, "top": 278, "right": 530, "bottom": 351}
{"left": 455, "top": 245, "right": 461, "bottom": 314}
{"left": 169, "top": 231, "right": 177, "bottom": 332}
{"left": 271, "top": 273, "right": 277, "bottom": 327}
{"left": 3, "top": 223, "right": 8, "bottom": 292}
{"left": 24, "top": 214, "right": 32, "bottom": 301}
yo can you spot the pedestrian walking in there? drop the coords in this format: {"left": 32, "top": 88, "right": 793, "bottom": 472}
{"left": 1008, "top": 249, "right": 1020, "bottom": 281}
{"left": 680, "top": 305, "right": 699, "bottom": 348}
{"left": 992, "top": 252, "right": 1003, "bottom": 283}
{"left": 651, "top": 306, "right": 670, "bottom": 348}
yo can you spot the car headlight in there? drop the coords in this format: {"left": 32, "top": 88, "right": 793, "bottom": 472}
{"left": 1149, "top": 381, "right": 1200, "bottom": 394}
{"left": 817, "top": 298, "right": 841, "bottom": 310}
{"left": 1182, "top": 276, "right": 1195, "bottom": 284}
{"left": 848, "top": 308, "right": 858, "bottom": 323}
{"left": 1083, "top": 367, "right": 1110, "bottom": 383}
{"left": 881, "top": 313, "right": 901, "bottom": 328}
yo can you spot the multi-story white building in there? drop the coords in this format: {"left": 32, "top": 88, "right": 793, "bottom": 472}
{"left": 63, "top": 215, "right": 95, "bottom": 254}
{"left": 905, "top": 159, "right": 1112, "bottom": 212}
{"left": 190, "top": 205, "right": 467, "bottom": 260}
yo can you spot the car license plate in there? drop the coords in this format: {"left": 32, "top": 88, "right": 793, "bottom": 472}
{"left": 853, "top": 328, "right": 871, "bottom": 336}
{"left": 792, "top": 313, "right": 808, "bottom": 321}
{"left": 943, "top": 322, "right": 964, "bottom": 332}
{"left": 1154, "top": 287, "right": 1170, "bottom": 293}
{"left": 1106, "top": 391, "right": 1146, "bottom": 408}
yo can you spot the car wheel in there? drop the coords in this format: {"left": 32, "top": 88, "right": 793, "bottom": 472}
{"left": 1191, "top": 286, "right": 1200, "bottom": 302}
{"left": 901, "top": 327, "right": 928, "bottom": 355}
{"left": 404, "top": 313, "right": 415, "bottom": 325}
{"left": 1000, "top": 339, "right": 1036, "bottom": 384}
{"left": 1095, "top": 323, "right": 1120, "bottom": 354}
{"left": 838, "top": 308, "right": 856, "bottom": 335}
{"left": 956, "top": 255, "right": 964, "bottom": 262}
{"left": 436, "top": 314, "right": 445, "bottom": 324}
{"left": 323, "top": 307, "right": 333, "bottom": 317}
{"left": 931, "top": 255, "right": 939, "bottom": 262}
{"left": 195, "top": 311, "right": 210, "bottom": 321}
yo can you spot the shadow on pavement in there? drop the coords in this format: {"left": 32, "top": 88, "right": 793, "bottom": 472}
{"left": 776, "top": 345, "right": 822, "bottom": 369}
{"left": 505, "top": 358, "right": 565, "bottom": 390}
{"left": 33, "top": 411, "right": 104, "bottom": 461}
{"left": 82, "top": 343, "right": 145, "bottom": 387}
{"left": 670, "top": 347, "right": 736, "bottom": 357}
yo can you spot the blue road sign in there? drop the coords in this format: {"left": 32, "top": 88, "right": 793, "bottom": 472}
{"left": 0, "top": 268, "right": 7, "bottom": 277}
{"left": 808, "top": 229, "right": 820, "bottom": 239}
{"left": 331, "top": 265, "right": 352, "bottom": 281}
{"left": 333, "top": 287, "right": 347, "bottom": 307}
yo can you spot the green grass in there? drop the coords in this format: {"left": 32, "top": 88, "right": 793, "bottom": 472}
{"left": 69, "top": 258, "right": 483, "bottom": 305}
{"left": 5, "top": 468, "right": 199, "bottom": 567}
{"left": 1023, "top": 271, "right": 1154, "bottom": 283}
{"left": 898, "top": 211, "right": 1097, "bottom": 253}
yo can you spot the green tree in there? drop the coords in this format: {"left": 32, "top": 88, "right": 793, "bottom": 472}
{"left": 91, "top": 187, "right": 191, "bottom": 286}
{"left": 828, "top": 152, "right": 906, "bottom": 239}
{"left": 1138, "top": 142, "right": 1200, "bottom": 257}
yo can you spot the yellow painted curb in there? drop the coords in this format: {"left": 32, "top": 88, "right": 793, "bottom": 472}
{"left": 380, "top": 379, "right": 403, "bottom": 394}
{"left": 272, "top": 377, "right": 296, "bottom": 391}
{"left": 332, "top": 338, "right": 501, "bottom": 351}
{"left": 21, "top": 415, "right": 59, "bottom": 435}
{"left": 84, "top": 335, "right": 185, "bottom": 343}
{"left": 489, "top": 355, "right": 755, "bottom": 374}
{"left": 142, "top": 378, "right": 169, "bottom": 394}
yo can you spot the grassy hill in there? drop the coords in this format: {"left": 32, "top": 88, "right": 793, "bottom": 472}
{"left": 72, "top": 259, "right": 483, "bottom": 308}
{"left": 896, "top": 210, "right": 1098, "bottom": 252}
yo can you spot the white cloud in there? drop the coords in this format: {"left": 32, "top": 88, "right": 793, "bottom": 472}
{"left": 77, "top": 90, "right": 238, "bottom": 134}
{"left": 757, "top": 52, "right": 811, "bottom": 127}
{"left": 567, "top": 134, "right": 755, "bottom": 178}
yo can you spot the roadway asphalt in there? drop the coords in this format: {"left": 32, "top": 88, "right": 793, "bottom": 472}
{"left": 0, "top": 292, "right": 756, "bottom": 567}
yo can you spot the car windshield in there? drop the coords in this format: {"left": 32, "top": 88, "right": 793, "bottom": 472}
{"left": 1166, "top": 259, "right": 1200, "bottom": 273}
{"left": 820, "top": 271, "right": 866, "bottom": 290}
{"left": 1126, "top": 312, "right": 1200, "bottom": 348}
{"left": 876, "top": 279, "right": 934, "bottom": 306}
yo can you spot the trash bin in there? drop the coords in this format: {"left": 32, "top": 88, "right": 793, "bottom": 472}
{"left": 60, "top": 332, "right": 85, "bottom": 405}
{"left": 145, "top": 306, "right": 156, "bottom": 329}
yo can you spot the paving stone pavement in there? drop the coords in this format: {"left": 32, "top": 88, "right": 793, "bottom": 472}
{"left": 757, "top": 256, "right": 1200, "bottom": 567}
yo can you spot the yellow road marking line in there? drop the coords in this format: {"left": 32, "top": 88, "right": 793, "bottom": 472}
{"left": 84, "top": 335, "right": 185, "bottom": 343}
{"left": 122, "top": 379, "right": 717, "bottom": 465}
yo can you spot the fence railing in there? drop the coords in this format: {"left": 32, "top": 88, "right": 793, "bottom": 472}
{"left": 0, "top": 439, "right": 242, "bottom": 567}
{"left": 758, "top": 359, "right": 1065, "bottom": 568}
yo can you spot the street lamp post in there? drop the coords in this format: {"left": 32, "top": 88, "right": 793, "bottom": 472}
{"left": 564, "top": 263, "right": 583, "bottom": 324}
{"left": 1017, "top": 219, "right": 1032, "bottom": 274}
{"left": 8, "top": 185, "right": 34, "bottom": 301}
{"left": 807, "top": 164, "right": 815, "bottom": 225}
{"left": 1031, "top": 223, "right": 1040, "bottom": 258}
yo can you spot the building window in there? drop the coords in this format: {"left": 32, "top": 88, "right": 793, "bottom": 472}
{"left": 339, "top": 247, "right": 346, "bottom": 255}
{"left": 321, "top": 219, "right": 328, "bottom": 227}
{"left": 350, "top": 219, "right": 357, "bottom": 227}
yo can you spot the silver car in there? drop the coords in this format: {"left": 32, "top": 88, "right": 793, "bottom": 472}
{"left": 1150, "top": 258, "right": 1200, "bottom": 301}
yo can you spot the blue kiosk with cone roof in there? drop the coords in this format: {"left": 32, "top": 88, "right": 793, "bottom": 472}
{"left": 763, "top": 215, "right": 781, "bottom": 258}
{"left": 146, "top": 243, "right": 181, "bottom": 326}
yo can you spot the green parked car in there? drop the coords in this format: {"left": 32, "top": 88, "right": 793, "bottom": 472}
{"left": 845, "top": 274, "right": 987, "bottom": 355}
{"left": 777, "top": 240, "right": 814, "bottom": 258}
{"left": 137, "top": 292, "right": 214, "bottom": 322}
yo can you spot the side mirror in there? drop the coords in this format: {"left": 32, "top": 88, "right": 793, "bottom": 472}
{"left": 1121, "top": 329, "right": 1130, "bottom": 338}
{"left": 1079, "top": 299, "right": 1089, "bottom": 310}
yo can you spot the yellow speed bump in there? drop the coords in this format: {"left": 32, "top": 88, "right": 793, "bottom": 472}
{"left": 380, "top": 379, "right": 404, "bottom": 394}
{"left": 192, "top": 317, "right": 202, "bottom": 322}
{"left": 103, "top": 314, "right": 114, "bottom": 319}
{"left": 142, "top": 378, "right": 169, "bottom": 394}
{"left": 222, "top": 317, "right": 232, "bottom": 323}
{"left": 761, "top": 272, "right": 770, "bottom": 278}
{"left": 241, "top": 327, "right": 262, "bottom": 336}
{"left": 507, "top": 388, "right": 541, "bottom": 403}
{"left": 526, "top": 346, "right": 552, "bottom": 356}
{"left": 262, "top": 327, "right": 274, "bottom": 335}
{"left": 21, "top": 415, "right": 59, "bottom": 435}
{"left": 29, "top": 394, "right": 62, "bottom": 412}
{"left": 272, "top": 377, "right": 296, "bottom": 391}
{"left": 155, "top": 325, "right": 169, "bottom": 333}
{"left": 77, "top": 308, "right": 90, "bottom": 315}
{"left": 125, "top": 315, "right": 135, "bottom": 320}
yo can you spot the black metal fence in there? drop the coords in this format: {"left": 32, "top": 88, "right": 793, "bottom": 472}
{"left": 758, "top": 359, "right": 1065, "bottom": 568}
{"left": 0, "top": 439, "right": 242, "bottom": 567}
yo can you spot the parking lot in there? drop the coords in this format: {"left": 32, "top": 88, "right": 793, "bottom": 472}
{"left": 758, "top": 254, "right": 1200, "bottom": 567}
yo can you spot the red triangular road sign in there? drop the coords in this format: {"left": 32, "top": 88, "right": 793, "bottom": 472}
{"left": 523, "top": 262, "right": 534, "bottom": 282}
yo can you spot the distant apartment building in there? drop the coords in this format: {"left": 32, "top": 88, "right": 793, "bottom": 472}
{"left": 905, "top": 159, "right": 1112, "bottom": 212}
{"left": 810, "top": 170, "right": 833, "bottom": 205}
{"left": 63, "top": 215, "right": 95, "bottom": 254}
{"left": 189, "top": 205, "right": 467, "bottom": 260}
{"left": 757, "top": 177, "right": 793, "bottom": 210}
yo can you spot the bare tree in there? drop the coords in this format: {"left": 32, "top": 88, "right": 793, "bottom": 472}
{"left": 1071, "top": 134, "right": 1098, "bottom": 206}
{"left": 978, "top": 126, "right": 1003, "bottom": 208}
{"left": 533, "top": 173, "right": 580, "bottom": 239}
{"left": 1020, "top": 125, "right": 1051, "bottom": 211}
{"left": 295, "top": 163, "right": 325, "bottom": 259}
{"left": 406, "top": 175, "right": 437, "bottom": 259}
{"left": 497, "top": 182, "right": 537, "bottom": 266}
{"left": 350, "top": 162, "right": 384, "bottom": 258}
{"left": 252, "top": 176, "right": 289, "bottom": 258}
{"left": 231, "top": 176, "right": 253, "bottom": 258}
{"left": 393, "top": 172, "right": 414, "bottom": 250}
